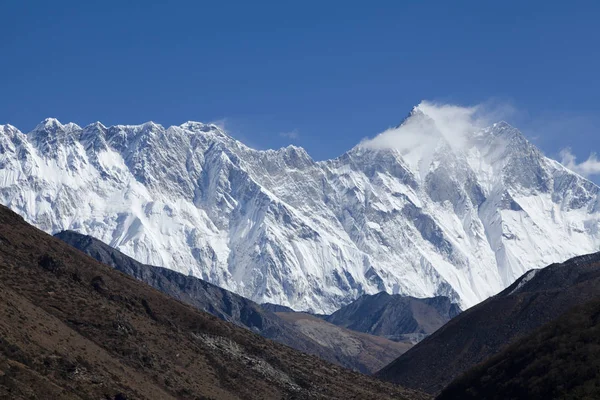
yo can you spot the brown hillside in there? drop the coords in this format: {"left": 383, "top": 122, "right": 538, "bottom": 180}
{"left": 438, "top": 295, "right": 600, "bottom": 400}
{"left": 377, "top": 252, "right": 600, "bottom": 394}
{"left": 275, "top": 311, "right": 413, "bottom": 373}
{"left": 0, "top": 204, "right": 427, "bottom": 400}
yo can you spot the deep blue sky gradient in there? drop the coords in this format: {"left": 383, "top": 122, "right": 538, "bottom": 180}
{"left": 1, "top": 1, "right": 599, "bottom": 174}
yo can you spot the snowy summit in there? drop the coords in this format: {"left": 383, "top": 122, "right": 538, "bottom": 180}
{"left": 1, "top": 103, "right": 599, "bottom": 313}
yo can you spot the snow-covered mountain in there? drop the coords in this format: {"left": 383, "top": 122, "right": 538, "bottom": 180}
{"left": 1, "top": 103, "right": 599, "bottom": 313}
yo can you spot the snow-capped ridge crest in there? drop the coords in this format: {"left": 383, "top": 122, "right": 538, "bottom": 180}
{"left": 84, "top": 121, "right": 107, "bottom": 131}
{"left": 180, "top": 121, "right": 229, "bottom": 135}
{"left": 492, "top": 120, "right": 513, "bottom": 129}
{"left": 1, "top": 108, "right": 600, "bottom": 313}
{"left": 180, "top": 121, "right": 213, "bottom": 131}
{"left": 35, "top": 117, "right": 63, "bottom": 130}
{"left": 141, "top": 121, "right": 163, "bottom": 130}
{"left": 0, "top": 124, "right": 19, "bottom": 135}
{"left": 393, "top": 104, "right": 428, "bottom": 129}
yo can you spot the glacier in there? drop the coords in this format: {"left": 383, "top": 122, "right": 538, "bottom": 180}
{"left": 1, "top": 104, "right": 599, "bottom": 313}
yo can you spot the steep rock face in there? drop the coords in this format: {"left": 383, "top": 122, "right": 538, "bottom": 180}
{"left": 1, "top": 105, "right": 600, "bottom": 313}
{"left": 324, "top": 292, "right": 461, "bottom": 342}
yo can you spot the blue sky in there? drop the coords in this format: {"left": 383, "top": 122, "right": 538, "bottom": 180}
{"left": 1, "top": 1, "right": 599, "bottom": 179}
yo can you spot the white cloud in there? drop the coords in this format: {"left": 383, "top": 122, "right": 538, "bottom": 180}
{"left": 209, "top": 118, "right": 227, "bottom": 130}
{"left": 559, "top": 148, "right": 600, "bottom": 177}
{"left": 360, "top": 100, "right": 513, "bottom": 154}
{"left": 280, "top": 129, "right": 299, "bottom": 140}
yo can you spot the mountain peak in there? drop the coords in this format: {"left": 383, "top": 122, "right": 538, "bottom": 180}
{"left": 63, "top": 122, "right": 82, "bottom": 132}
{"left": 393, "top": 103, "right": 431, "bottom": 129}
{"left": 0, "top": 124, "right": 19, "bottom": 135}
{"left": 477, "top": 120, "right": 531, "bottom": 150}
{"left": 492, "top": 120, "right": 513, "bottom": 129}
{"left": 141, "top": 121, "right": 162, "bottom": 130}
{"left": 31, "top": 118, "right": 81, "bottom": 134}
{"left": 85, "top": 121, "right": 107, "bottom": 130}
{"left": 0, "top": 113, "right": 599, "bottom": 313}
{"left": 488, "top": 120, "right": 521, "bottom": 137}
{"left": 33, "top": 117, "right": 63, "bottom": 132}
{"left": 180, "top": 121, "right": 212, "bottom": 131}
{"left": 180, "top": 120, "right": 229, "bottom": 135}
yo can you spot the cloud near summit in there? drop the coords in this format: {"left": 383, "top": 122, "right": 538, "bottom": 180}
{"left": 560, "top": 149, "right": 600, "bottom": 178}
{"left": 280, "top": 129, "right": 299, "bottom": 140}
{"left": 360, "top": 100, "right": 513, "bottom": 153}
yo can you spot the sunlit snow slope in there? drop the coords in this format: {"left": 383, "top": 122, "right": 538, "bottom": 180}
{"left": 1, "top": 104, "right": 599, "bottom": 313}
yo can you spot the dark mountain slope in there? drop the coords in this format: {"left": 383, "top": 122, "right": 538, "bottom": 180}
{"left": 261, "top": 303, "right": 297, "bottom": 313}
{"left": 438, "top": 295, "right": 600, "bottom": 400}
{"left": 377, "top": 252, "right": 600, "bottom": 394}
{"left": 325, "top": 292, "right": 461, "bottom": 342}
{"left": 54, "top": 231, "right": 312, "bottom": 344}
{"left": 0, "top": 204, "right": 426, "bottom": 400}
{"left": 55, "top": 230, "right": 406, "bottom": 373}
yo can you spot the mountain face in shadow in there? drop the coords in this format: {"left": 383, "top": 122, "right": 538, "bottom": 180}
{"left": 324, "top": 292, "right": 461, "bottom": 342}
{"left": 438, "top": 295, "right": 600, "bottom": 400}
{"left": 377, "top": 252, "right": 600, "bottom": 394}
{"left": 55, "top": 230, "right": 410, "bottom": 373}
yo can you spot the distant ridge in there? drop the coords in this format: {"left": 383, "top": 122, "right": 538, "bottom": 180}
{"left": 2, "top": 106, "right": 600, "bottom": 313}
{"left": 325, "top": 292, "right": 460, "bottom": 342}
{"left": 56, "top": 230, "right": 410, "bottom": 373}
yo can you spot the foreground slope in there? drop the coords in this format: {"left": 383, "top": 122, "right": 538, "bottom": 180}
{"left": 377, "top": 252, "right": 600, "bottom": 394}
{"left": 438, "top": 296, "right": 600, "bottom": 400}
{"left": 56, "top": 230, "right": 406, "bottom": 373}
{"left": 325, "top": 292, "right": 460, "bottom": 342}
{"left": 0, "top": 205, "right": 426, "bottom": 400}
{"left": 1, "top": 103, "right": 600, "bottom": 312}
{"left": 54, "top": 230, "right": 293, "bottom": 332}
